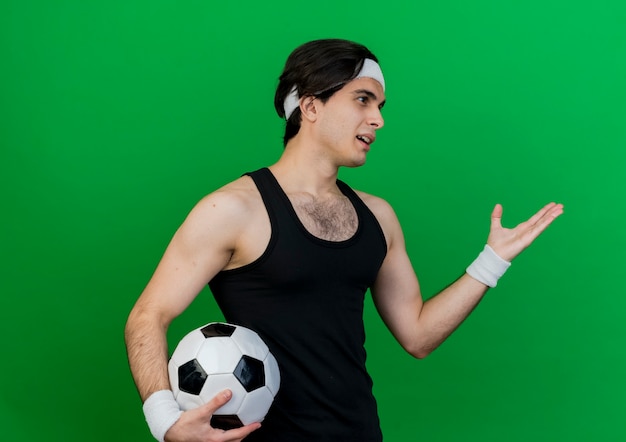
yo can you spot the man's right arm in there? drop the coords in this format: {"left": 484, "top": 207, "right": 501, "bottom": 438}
{"left": 125, "top": 300, "right": 173, "bottom": 401}
{"left": 125, "top": 188, "right": 240, "bottom": 399}
{"left": 124, "top": 184, "right": 262, "bottom": 441}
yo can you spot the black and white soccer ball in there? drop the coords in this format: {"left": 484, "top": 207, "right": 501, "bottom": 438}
{"left": 168, "top": 322, "right": 280, "bottom": 430}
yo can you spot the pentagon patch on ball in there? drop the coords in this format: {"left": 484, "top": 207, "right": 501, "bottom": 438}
{"left": 168, "top": 322, "right": 281, "bottom": 430}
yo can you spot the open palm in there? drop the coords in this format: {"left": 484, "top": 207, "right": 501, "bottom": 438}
{"left": 487, "top": 202, "right": 564, "bottom": 262}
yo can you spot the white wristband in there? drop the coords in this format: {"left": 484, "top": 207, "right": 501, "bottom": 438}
{"left": 142, "top": 390, "right": 183, "bottom": 442}
{"left": 466, "top": 244, "right": 511, "bottom": 287}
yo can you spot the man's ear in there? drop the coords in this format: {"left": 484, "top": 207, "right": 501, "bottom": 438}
{"left": 299, "top": 95, "right": 318, "bottom": 122}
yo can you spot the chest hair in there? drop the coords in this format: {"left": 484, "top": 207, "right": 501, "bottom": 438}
{"left": 289, "top": 194, "right": 358, "bottom": 241}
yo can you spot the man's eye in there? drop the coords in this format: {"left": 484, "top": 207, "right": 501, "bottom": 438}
{"left": 357, "top": 96, "right": 369, "bottom": 104}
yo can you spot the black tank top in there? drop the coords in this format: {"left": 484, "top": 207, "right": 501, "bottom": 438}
{"left": 209, "top": 168, "right": 387, "bottom": 441}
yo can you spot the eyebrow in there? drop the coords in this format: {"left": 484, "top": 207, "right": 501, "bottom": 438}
{"left": 352, "top": 88, "right": 386, "bottom": 108}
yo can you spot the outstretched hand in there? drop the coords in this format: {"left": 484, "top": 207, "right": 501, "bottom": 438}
{"left": 487, "top": 202, "right": 564, "bottom": 262}
{"left": 165, "top": 389, "right": 261, "bottom": 442}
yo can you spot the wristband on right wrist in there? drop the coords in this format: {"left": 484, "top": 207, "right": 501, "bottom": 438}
{"left": 466, "top": 244, "right": 511, "bottom": 287}
{"left": 142, "top": 390, "right": 183, "bottom": 442}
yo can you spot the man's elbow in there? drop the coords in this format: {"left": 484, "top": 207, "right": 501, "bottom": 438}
{"left": 405, "top": 341, "right": 435, "bottom": 360}
{"left": 413, "top": 349, "right": 431, "bottom": 360}
{"left": 124, "top": 303, "right": 168, "bottom": 342}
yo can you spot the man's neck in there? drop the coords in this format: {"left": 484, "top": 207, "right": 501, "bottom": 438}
{"left": 269, "top": 138, "right": 341, "bottom": 197}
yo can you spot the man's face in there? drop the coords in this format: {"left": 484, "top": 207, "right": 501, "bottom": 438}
{"left": 314, "top": 77, "right": 386, "bottom": 167}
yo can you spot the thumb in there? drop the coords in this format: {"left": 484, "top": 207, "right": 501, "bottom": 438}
{"left": 490, "top": 204, "right": 503, "bottom": 230}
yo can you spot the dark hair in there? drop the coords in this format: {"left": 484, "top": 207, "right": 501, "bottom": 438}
{"left": 274, "top": 39, "right": 379, "bottom": 146}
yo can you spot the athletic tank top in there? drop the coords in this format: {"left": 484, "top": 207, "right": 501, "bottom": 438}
{"left": 209, "top": 168, "right": 387, "bottom": 441}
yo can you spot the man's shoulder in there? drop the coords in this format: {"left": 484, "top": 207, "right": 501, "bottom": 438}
{"left": 352, "top": 188, "right": 401, "bottom": 234}
{"left": 353, "top": 189, "right": 394, "bottom": 214}
{"left": 204, "top": 175, "right": 258, "bottom": 202}
{"left": 192, "top": 174, "right": 262, "bottom": 219}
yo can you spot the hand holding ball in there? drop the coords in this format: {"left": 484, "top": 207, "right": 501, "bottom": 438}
{"left": 168, "top": 322, "right": 281, "bottom": 430}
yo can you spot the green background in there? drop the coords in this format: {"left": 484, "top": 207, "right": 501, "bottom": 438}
{"left": 2, "top": 0, "right": 624, "bottom": 440}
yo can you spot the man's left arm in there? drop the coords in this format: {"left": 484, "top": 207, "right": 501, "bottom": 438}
{"left": 369, "top": 201, "right": 564, "bottom": 358}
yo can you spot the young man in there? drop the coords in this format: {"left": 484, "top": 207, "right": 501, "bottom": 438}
{"left": 125, "top": 39, "right": 563, "bottom": 442}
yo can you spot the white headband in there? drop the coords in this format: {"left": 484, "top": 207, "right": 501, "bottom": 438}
{"left": 283, "top": 58, "right": 385, "bottom": 120}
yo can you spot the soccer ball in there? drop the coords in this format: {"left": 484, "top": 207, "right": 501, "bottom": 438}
{"left": 168, "top": 322, "right": 280, "bottom": 430}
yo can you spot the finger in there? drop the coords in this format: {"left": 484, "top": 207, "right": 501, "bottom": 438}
{"left": 490, "top": 204, "right": 503, "bottom": 230}
{"left": 195, "top": 390, "right": 261, "bottom": 441}
{"left": 533, "top": 203, "right": 564, "bottom": 230}
{"left": 223, "top": 422, "right": 262, "bottom": 441}
{"left": 527, "top": 203, "right": 564, "bottom": 230}
{"left": 525, "top": 202, "right": 559, "bottom": 226}
{"left": 202, "top": 389, "right": 234, "bottom": 416}
{"left": 521, "top": 203, "right": 564, "bottom": 241}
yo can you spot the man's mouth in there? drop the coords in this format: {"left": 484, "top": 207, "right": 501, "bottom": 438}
{"left": 356, "top": 135, "right": 374, "bottom": 145}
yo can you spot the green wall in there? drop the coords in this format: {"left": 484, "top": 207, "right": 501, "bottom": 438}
{"left": 1, "top": 1, "right": 624, "bottom": 440}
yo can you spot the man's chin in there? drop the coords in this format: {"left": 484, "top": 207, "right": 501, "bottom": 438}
{"left": 343, "top": 156, "right": 368, "bottom": 169}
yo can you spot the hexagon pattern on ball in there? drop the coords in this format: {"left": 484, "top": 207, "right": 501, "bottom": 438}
{"left": 168, "top": 322, "right": 280, "bottom": 429}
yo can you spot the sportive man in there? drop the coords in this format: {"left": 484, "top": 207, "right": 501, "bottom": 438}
{"left": 125, "top": 39, "right": 564, "bottom": 442}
